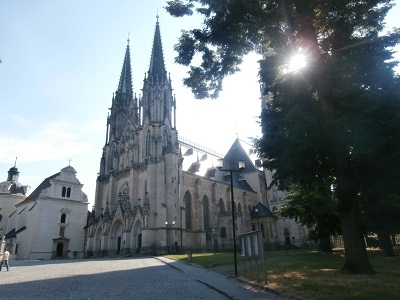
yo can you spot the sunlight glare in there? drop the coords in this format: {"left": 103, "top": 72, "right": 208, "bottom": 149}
{"left": 288, "top": 54, "right": 307, "bottom": 72}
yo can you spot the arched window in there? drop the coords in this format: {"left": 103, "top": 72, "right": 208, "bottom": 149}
{"left": 220, "top": 227, "right": 227, "bottom": 238}
{"left": 62, "top": 187, "right": 66, "bottom": 197}
{"left": 184, "top": 191, "right": 192, "bottom": 230}
{"left": 118, "top": 182, "right": 130, "bottom": 209}
{"left": 218, "top": 198, "right": 225, "bottom": 213}
{"left": 66, "top": 187, "right": 71, "bottom": 198}
{"left": 202, "top": 195, "right": 210, "bottom": 231}
{"left": 237, "top": 203, "right": 242, "bottom": 216}
{"left": 145, "top": 130, "right": 151, "bottom": 157}
{"left": 163, "top": 92, "right": 168, "bottom": 118}
{"left": 60, "top": 213, "right": 66, "bottom": 223}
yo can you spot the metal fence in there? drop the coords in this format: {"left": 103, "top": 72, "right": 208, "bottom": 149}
{"left": 263, "top": 238, "right": 319, "bottom": 253}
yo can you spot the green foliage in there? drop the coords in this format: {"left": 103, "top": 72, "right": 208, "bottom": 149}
{"left": 167, "top": 0, "right": 400, "bottom": 273}
{"left": 278, "top": 182, "right": 341, "bottom": 241}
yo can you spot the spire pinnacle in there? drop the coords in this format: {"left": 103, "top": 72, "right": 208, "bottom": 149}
{"left": 116, "top": 42, "right": 134, "bottom": 99}
{"left": 127, "top": 31, "right": 130, "bottom": 46}
{"left": 148, "top": 18, "right": 167, "bottom": 83}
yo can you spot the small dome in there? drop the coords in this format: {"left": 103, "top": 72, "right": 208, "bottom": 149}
{"left": 61, "top": 165, "right": 77, "bottom": 173}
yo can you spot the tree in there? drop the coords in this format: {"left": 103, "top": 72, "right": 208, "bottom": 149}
{"left": 278, "top": 182, "right": 341, "bottom": 252}
{"left": 166, "top": 0, "right": 400, "bottom": 273}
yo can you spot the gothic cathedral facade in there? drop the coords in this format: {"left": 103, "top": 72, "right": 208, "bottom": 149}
{"left": 85, "top": 19, "right": 264, "bottom": 256}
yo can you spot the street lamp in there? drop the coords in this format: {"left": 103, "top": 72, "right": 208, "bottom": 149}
{"left": 216, "top": 158, "right": 245, "bottom": 277}
{"left": 255, "top": 208, "right": 260, "bottom": 231}
{"left": 212, "top": 228, "right": 219, "bottom": 255}
{"left": 165, "top": 221, "right": 175, "bottom": 253}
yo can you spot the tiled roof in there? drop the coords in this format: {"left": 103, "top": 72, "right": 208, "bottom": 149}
{"left": 16, "top": 172, "right": 60, "bottom": 206}
{"left": 212, "top": 138, "right": 259, "bottom": 191}
{"left": 250, "top": 201, "right": 276, "bottom": 219}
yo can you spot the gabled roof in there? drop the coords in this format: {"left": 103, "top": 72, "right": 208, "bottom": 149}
{"left": 224, "top": 138, "right": 258, "bottom": 174}
{"left": 5, "top": 226, "right": 26, "bottom": 239}
{"left": 250, "top": 201, "right": 276, "bottom": 219}
{"left": 16, "top": 172, "right": 60, "bottom": 206}
{"left": 200, "top": 138, "right": 258, "bottom": 192}
{"left": 148, "top": 18, "right": 167, "bottom": 83}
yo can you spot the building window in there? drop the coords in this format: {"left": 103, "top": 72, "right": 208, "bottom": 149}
{"left": 202, "top": 196, "right": 210, "bottom": 231}
{"left": 62, "top": 187, "right": 71, "bottom": 198}
{"left": 220, "top": 227, "right": 227, "bottom": 238}
{"left": 60, "top": 213, "right": 66, "bottom": 223}
{"left": 145, "top": 131, "right": 151, "bottom": 157}
{"left": 184, "top": 191, "right": 192, "bottom": 230}
{"left": 218, "top": 198, "right": 225, "bottom": 213}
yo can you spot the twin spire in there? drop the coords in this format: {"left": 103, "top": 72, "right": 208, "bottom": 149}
{"left": 148, "top": 16, "right": 167, "bottom": 83}
{"left": 116, "top": 15, "right": 167, "bottom": 100}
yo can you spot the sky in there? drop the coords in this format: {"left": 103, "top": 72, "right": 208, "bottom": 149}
{"left": 1, "top": 1, "right": 399, "bottom": 207}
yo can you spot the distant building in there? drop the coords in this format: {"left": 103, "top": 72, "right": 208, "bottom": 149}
{"left": 3, "top": 165, "right": 88, "bottom": 259}
{"left": 0, "top": 164, "right": 30, "bottom": 254}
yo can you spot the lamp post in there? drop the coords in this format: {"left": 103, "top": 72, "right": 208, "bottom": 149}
{"left": 217, "top": 158, "right": 245, "bottom": 277}
{"left": 255, "top": 208, "right": 260, "bottom": 231}
{"left": 165, "top": 221, "right": 175, "bottom": 253}
{"left": 212, "top": 228, "right": 219, "bottom": 255}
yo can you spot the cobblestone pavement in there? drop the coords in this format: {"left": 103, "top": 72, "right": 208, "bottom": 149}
{"left": 0, "top": 257, "right": 278, "bottom": 300}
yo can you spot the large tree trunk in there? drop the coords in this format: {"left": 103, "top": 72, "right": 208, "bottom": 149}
{"left": 377, "top": 230, "right": 396, "bottom": 257}
{"left": 332, "top": 138, "right": 375, "bottom": 274}
{"left": 340, "top": 209, "right": 375, "bottom": 274}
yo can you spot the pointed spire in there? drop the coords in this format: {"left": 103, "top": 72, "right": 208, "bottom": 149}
{"left": 148, "top": 16, "right": 167, "bottom": 83}
{"left": 117, "top": 41, "right": 134, "bottom": 99}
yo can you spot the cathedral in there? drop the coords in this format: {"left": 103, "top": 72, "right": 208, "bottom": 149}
{"left": 85, "top": 18, "right": 276, "bottom": 256}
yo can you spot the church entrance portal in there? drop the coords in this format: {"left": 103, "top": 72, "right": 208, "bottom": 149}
{"left": 117, "top": 236, "right": 121, "bottom": 255}
{"left": 56, "top": 243, "right": 63, "bottom": 257}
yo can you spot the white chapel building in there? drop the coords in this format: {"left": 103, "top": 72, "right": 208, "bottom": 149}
{"left": 4, "top": 165, "right": 88, "bottom": 259}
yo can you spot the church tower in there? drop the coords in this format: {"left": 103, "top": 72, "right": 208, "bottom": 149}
{"left": 88, "top": 17, "right": 182, "bottom": 255}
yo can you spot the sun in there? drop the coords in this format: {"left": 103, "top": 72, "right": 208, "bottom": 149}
{"left": 288, "top": 53, "right": 307, "bottom": 72}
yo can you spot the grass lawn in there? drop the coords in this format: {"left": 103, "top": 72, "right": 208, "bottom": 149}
{"left": 167, "top": 251, "right": 400, "bottom": 300}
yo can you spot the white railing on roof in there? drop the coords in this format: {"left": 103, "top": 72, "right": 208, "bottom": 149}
{"left": 178, "top": 136, "right": 224, "bottom": 158}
